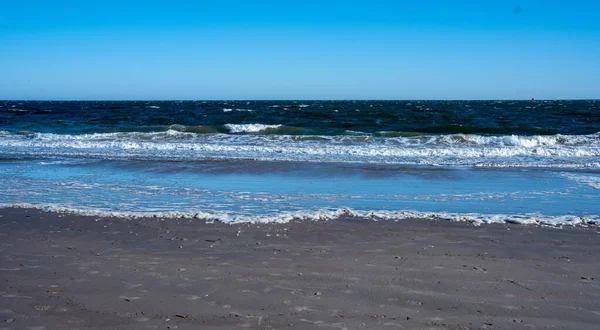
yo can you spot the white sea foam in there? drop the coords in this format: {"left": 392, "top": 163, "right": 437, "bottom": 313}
{"left": 563, "top": 173, "right": 600, "bottom": 189}
{"left": 1, "top": 131, "right": 599, "bottom": 167}
{"left": 2, "top": 203, "right": 597, "bottom": 227}
{"left": 38, "top": 160, "right": 88, "bottom": 166}
{"left": 224, "top": 123, "right": 283, "bottom": 133}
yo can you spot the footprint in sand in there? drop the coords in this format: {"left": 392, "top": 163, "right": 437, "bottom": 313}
{"left": 2, "top": 293, "right": 33, "bottom": 299}
{"left": 119, "top": 296, "right": 141, "bottom": 301}
{"left": 407, "top": 300, "right": 424, "bottom": 306}
{"left": 291, "top": 290, "right": 322, "bottom": 300}
{"left": 122, "top": 281, "right": 143, "bottom": 289}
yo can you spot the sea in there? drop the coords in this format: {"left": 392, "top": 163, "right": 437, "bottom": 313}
{"left": 1, "top": 100, "right": 599, "bottom": 225}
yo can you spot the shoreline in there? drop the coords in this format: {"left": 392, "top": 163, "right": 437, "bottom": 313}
{"left": 1, "top": 207, "right": 600, "bottom": 329}
{"left": 2, "top": 205, "right": 598, "bottom": 228}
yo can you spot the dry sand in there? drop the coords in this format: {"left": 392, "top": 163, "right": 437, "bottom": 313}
{"left": 1, "top": 207, "right": 600, "bottom": 329}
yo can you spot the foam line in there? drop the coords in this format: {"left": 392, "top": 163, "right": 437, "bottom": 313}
{"left": 2, "top": 203, "right": 597, "bottom": 227}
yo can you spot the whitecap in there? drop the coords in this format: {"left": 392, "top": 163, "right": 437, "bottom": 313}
{"left": 1, "top": 131, "right": 599, "bottom": 168}
{"left": 224, "top": 123, "right": 282, "bottom": 133}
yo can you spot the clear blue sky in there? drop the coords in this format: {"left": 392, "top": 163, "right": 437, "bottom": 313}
{"left": 1, "top": 0, "right": 599, "bottom": 100}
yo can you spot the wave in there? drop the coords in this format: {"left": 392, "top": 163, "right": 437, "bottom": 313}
{"left": 414, "top": 125, "right": 558, "bottom": 135}
{"left": 224, "top": 123, "right": 306, "bottom": 135}
{"left": 166, "top": 124, "right": 307, "bottom": 135}
{"left": 375, "top": 131, "right": 425, "bottom": 137}
{"left": 167, "top": 124, "right": 226, "bottom": 134}
{"left": 6, "top": 128, "right": 598, "bottom": 146}
{"left": 224, "top": 123, "right": 283, "bottom": 133}
{"left": 162, "top": 123, "right": 578, "bottom": 136}
{"left": 1, "top": 130, "right": 599, "bottom": 167}
{"left": 2, "top": 204, "right": 598, "bottom": 226}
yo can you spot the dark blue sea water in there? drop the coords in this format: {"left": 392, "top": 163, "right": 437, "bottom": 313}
{"left": 2, "top": 100, "right": 599, "bottom": 135}
{"left": 1, "top": 100, "right": 599, "bottom": 225}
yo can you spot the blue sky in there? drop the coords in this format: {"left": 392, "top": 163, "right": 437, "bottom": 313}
{"left": 1, "top": 0, "right": 599, "bottom": 100}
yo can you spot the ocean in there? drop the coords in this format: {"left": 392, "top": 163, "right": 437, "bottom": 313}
{"left": 1, "top": 100, "right": 599, "bottom": 225}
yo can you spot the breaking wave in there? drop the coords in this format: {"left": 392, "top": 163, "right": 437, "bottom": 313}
{"left": 0, "top": 130, "right": 599, "bottom": 167}
{"left": 224, "top": 123, "right": 283, "bottom": 133}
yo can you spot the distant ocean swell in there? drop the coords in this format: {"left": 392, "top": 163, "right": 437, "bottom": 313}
{"left": 165, "top": 123, "right": 562, "bottom": 136}
{"left": 0, "top": 129, "right": 599, "bottom": 167}
{"left": 2, "top": 100, "right": 599, "bottom": 136}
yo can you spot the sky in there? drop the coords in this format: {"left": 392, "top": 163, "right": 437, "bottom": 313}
{"left": 1, "top": 0, "right": 599, "bottom": 100}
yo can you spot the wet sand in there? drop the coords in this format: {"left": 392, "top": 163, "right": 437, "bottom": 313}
{"left": 1, "top": 207, "right": 600, "bottom": 329}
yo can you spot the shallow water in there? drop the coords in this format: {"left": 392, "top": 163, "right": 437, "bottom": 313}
{"left": 1, "top": 159, "right": 598, "bottom": 225}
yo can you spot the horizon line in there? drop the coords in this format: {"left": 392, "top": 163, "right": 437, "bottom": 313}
{"left": 2, "top": 98, "right": 599, "bottom": 102}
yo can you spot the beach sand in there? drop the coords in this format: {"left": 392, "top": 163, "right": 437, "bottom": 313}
{"left": 1, "top": 207, "right": 600, "bottom": 329}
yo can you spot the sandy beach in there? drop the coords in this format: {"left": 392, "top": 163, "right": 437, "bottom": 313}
{"left": 0, "top": 208, "right": 599, "bottom": 329}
